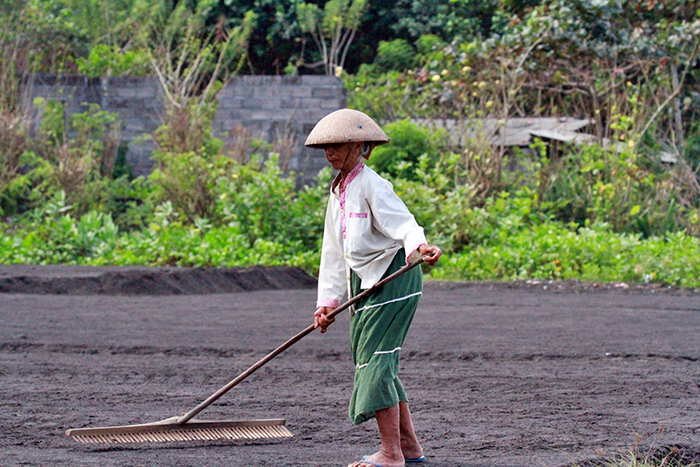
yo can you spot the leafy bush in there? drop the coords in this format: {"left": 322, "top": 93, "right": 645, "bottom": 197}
{"left": 369, "top": 119, "right": 447, "bottom": 179}
{"left": 0, "top": 191, "right": 119, "bottom": 264}
{"left": 431, "top": 219, "right": 700, "bottom": 288}
{"left": 0, "top": 98, "right": 129, "bottom": 219}
{"left": 684, "top": 122, "right": 700, "bottom": 169}
{"left": 215, "top": 155, "right": 330, "bottom": 252}
{"left": 372, "top": 39, "right": 417, "bottom": 75}
{"left": 76, "top": 44, "right": 150, "bottom": 78}
{"left": 415, "top": 34, "right": 444, "bottom": 57}
{"left": 4, "top": 145, "right": 700, "bottom": 288}
{"left": 536, "top": 141, "right": 694, "bottom": 236}
{"left": 148, "top": 150, "right": 222, "bottom": 224}
{"left": 0, "top": 114, "right": 30, "bottom": 216}
{"left": 0, "top": 156, "right": 330, "bottom": 273}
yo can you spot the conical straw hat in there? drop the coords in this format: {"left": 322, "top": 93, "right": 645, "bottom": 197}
{"left": 305, "top": 109, "right": 389, "bottom": 148}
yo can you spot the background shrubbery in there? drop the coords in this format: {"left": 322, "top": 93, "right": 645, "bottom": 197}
{"left": 1, "top": 0, "right": 700, "bottom": 289}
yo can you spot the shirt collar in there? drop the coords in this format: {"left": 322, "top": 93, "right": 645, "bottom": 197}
{"left": 331, "top": 161, "right": 365, "bottom": 195}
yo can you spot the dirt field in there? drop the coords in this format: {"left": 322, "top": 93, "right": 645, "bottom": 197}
{"left": 1, "top": 265, "right": 700, "bottom": 467}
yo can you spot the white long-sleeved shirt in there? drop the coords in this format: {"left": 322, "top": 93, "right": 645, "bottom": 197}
{"left": 316, "top": 162, "right": 427, "bottom": 308}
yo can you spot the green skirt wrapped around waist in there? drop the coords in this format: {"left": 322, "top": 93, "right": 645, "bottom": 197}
{"left": 348, "top": 249, "right": 423, "bottom": 425}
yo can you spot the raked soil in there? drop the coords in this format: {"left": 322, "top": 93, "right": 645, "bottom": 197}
{"left": 1, "top": 265, "right": 700, "bottom": 467}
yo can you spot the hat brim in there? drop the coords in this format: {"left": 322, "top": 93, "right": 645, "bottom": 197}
{"left": 305, "top": 109, "right": 389, "bottom": 148}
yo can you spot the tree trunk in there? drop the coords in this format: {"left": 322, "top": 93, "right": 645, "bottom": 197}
{"left": 670, "top": 63, "right": 685, "bottom": 150}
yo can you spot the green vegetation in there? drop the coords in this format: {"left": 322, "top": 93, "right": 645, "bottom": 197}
{"left": 0, "top": 156, "right": 330, "bottom": 272}
{"left": 1, "top": 0, "right": 700, "bottom": 288}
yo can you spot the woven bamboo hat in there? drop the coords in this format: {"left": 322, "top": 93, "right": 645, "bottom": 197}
{"left": 305, "top": 109, "right": 389, "bottom": 149}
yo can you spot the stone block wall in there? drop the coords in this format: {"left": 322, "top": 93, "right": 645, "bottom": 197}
{"left": 24, "top": 75, "right": 163, "bottom": 176}
{"left": 102, "top": 76, "right": 163, "bottom": 176}
{"left": 22, "top": 75, "right": 346, "bottom": 183}
{"left": 214, "top": 75, "right": 346, "bottom": 182}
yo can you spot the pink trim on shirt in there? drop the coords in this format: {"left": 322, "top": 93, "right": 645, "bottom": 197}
{"left": 338, "top": 161, "right": 364, "bottom": 240}
{"left": 317, "top": 298, "right": 340, "bottom": 309}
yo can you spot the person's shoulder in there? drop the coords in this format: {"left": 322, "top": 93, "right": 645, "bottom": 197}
{"left": 360, "top": 164, "right": 391, "bottom": 186}
{"left": 358, "top": 164, "right": 396, "bottom": 197}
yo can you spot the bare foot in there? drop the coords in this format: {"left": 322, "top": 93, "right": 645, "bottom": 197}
{"left": 347, "top": 450, "right": 405, "bottom": 467}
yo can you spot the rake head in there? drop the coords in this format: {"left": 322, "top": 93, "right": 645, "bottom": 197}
{"left": 66, "top": 417, "right": 293, "bottom": 444}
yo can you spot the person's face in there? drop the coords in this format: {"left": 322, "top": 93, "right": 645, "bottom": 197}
{"left": 324, "top": 142, "right": 360, "bottom": 171}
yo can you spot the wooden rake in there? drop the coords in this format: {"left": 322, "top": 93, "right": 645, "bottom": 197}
{"left": 66, "top": 256, "right": 426, "bottom": 444}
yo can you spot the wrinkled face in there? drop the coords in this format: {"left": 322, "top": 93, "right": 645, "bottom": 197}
{"left": 324, "top": 142, "right": 360, "bottom": 171}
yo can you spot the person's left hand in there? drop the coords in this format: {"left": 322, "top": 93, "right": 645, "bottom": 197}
{"left": 314, "top": 307, "right": 335, "bottom": 333}
{"left": 418, "top": 243, "right": 442, "bottom": 266}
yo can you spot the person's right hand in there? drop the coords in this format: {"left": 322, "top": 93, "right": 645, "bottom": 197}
{"left": 314, "top": 307, "right": 335, "bottom": 333}
{"left": 418, "top": 243, "right": 442, "bottom": 266}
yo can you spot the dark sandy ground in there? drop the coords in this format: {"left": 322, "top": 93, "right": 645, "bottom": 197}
{"left": 1, "top": 265, "right": 700, "bottom": 467}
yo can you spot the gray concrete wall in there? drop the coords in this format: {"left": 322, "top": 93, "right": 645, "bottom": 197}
{"left": 23, "top": 75, "right": 346, "bottom": 183}
{"left": 214, "top": 75, "right": 346, "bottom": 182}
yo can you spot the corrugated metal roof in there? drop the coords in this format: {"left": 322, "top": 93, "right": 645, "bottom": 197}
{"left": 660, "top": 151, "right": 678, "bottom": 163}
{"left": 413, "top": 117, "right": 593, "bottom": 147}
{"left": 412, "top": 117, "right": 677, "bottom": 164}
{"left": 528, "top": 128, "right": 597, "bottom": 144}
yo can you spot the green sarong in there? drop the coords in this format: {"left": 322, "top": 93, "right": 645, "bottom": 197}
{"left": 348, "top": 249, "right": 423, "bottom": 425}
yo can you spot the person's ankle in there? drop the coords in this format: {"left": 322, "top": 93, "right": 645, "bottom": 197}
{"left": 379, "top": 447, "right": 403, "bottom": 461}
{"left": 401, "top": 442, "right": 423, "bottom": 459}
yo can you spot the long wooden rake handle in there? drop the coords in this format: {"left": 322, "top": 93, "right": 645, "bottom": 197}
{"left": 176, "top": 254, "right": 427, "bottom": 425}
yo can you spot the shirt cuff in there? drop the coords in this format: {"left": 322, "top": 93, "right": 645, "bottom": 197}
{"left": 316, "top": 298, "right": 340, "bottom": 309}
{"left": 405, "top": 241, "right": 427, "bottom": 265}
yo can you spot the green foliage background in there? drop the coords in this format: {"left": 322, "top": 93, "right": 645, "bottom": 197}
{"left": 1, "top": 0, "right": 700, "bottom": 287}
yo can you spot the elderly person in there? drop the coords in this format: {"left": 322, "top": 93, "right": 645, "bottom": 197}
{"left": 307, "top": 108, "right": 442, "bottom": 467}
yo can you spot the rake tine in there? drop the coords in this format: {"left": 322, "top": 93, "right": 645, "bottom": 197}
{"left": 66, "top": 418, "right": 293, "bottom": 444}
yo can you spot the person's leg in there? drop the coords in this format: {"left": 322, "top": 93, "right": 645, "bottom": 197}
{"left": 348, "top": 404, "right": 404, "bottom": 467}
{"left": 399, "top": 401, "right": 424, "bottom": 461}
